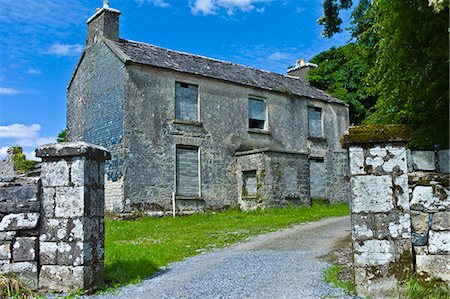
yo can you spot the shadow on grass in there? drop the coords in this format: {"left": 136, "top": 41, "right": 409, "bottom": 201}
{"left": 104, "top": 258, "right": 160, "bottom": 286}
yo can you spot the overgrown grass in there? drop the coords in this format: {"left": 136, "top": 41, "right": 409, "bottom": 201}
{"left": 404, "top": 275, "right": 450, "bottom": 299}
{"left": 323, "top": 265, "right": 356, "bottom": 295}
{"left": 104, "top": 200, "right": 349, "bottom": 286}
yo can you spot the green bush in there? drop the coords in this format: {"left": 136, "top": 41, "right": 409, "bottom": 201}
{"left": 11, "top": 146, "right": 36, "bottom": 173}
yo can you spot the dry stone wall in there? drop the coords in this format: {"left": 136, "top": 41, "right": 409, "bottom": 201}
{"left": 408, "top": 151, "right": 449, "bottom": 283}
{"left": 0, "top": 142, "right": 110, "bottom": 292}
{"left": 0, "top": 176, "right": 40, "bottom": 289}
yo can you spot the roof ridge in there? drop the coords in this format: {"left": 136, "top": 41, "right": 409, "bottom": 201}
{"left": 119, "top": 38, "right": 307, "bottom": 83}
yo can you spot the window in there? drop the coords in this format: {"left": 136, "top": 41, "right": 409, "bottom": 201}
{"left": 243, "top": 170, "right": 257, "bottom": 196}
{"left": 248, "top": 98, "right": 266, "bottom": 130}
{"left": 175, "top": 82, "right": 198, "bottom": 121}
{"left": 308, "top": 106, "right": 323, "bottom": 138}
{"left": 309, "top": 158, "right": 326, "bottom": 198}
{"left": 176, "top": 146, "right": 200, "bottom": 197}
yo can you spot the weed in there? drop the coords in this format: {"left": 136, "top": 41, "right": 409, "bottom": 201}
{"left": 323, "top": 265, "right": 356, "bottom": 295}
{"left": 0, "top": 274, "right": 34, "bottom": 299}
{"left": 404, "top": 275, "right": 450, "bottom": 299}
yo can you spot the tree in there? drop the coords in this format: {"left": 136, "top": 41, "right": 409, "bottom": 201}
{"left": 308, "top": 43, "right": 376, "bottom": 125}
{"left": 366, "top": 0, "right": 449, "bottom": 149}
{"left": 57, "top": 129, "right": 67, "bottom": 143}
{"left": 318, "top": 0, "right": 449, "bottom": 149}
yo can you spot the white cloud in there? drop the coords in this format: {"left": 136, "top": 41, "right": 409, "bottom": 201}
{"left": 0, "top": 124, "right": 55, "bottom": 161}
{"left": 0, "top": 124, "right": 41, "bottom": 139}
{"left": 27, "top": 68, "right": 42, "bottom": 75}
{"left": 136, "top": 0, "right": 171, "bottom": 7}
{"left": 48, "top": 43, "right": 83, "bottom": 57}
{"left": 268, "top": 51, "right": 289, "bottom": 60}
{"left": 0, "top": 87, "right": 20, "bottom": 95}
{"left": 191, "top": 0, "right": 271, "bottom": 15}
{"left": 0, "top": 147, "right": 8, "bottom": 160}
{"left": 191, "top": 0, "right": 217, "bottom": 15}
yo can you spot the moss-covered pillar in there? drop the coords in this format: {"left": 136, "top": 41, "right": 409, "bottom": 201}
{"left": 342, "top": 125, "right": 413, "bottom": 298}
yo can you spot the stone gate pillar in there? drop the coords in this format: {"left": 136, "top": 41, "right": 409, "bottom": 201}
{"left": 342, "top": 125, "right": 413, "bottom": 298}
{"left": 36, "top": 142, "right": 110, "bottom": 291}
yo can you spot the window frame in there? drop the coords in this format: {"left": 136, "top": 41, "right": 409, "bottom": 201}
{"left": 174, "top": 145, "right": 201, "bottom": 198}
{"left": 248, "top": 97, "right": 268, "bottom": 131}
{"left": 174, "top": 81, "right": 200, "bottom": 123}
{"left": 307, "top": 106, "right": 324, "bottom": 139}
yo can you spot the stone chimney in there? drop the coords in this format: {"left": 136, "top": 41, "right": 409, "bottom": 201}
{"left": 287, "top": 58, "right": 318, "bottom": 82}
{"left": 86, "top": 1, "right": 121, "bottom": 47}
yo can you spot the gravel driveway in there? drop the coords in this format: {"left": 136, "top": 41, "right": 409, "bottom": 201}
{"left": 87, "top": 216, "right": 353, "bottom": 299}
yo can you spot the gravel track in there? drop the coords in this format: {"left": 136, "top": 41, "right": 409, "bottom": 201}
{"left": 86, "top": 216, "right": 353, "bottom": 299}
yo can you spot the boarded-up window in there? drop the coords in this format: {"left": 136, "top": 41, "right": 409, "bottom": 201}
{"left": 309, "top": 158, "right": 326, "bottom": 198}
{"left": 308, "top": 106, "right": 322, "bottom": 138}
{"left": 284, "top": 167, "right": 298, "bottom": 195}
{"left": 243, "top": 170, "right": 257, "bottom": 196}
{"left": 249, "top": 98, "right": 266, "bottom": 129}
{"left": 175, "top": 82, "right": 198, "bottom": 121}
{"left": 176, "top": 146, "right": 199, "bottom": 196}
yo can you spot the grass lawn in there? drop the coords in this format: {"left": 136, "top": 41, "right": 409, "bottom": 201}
{"left": 104, "top": 200, "right": 349, "bottom": 287}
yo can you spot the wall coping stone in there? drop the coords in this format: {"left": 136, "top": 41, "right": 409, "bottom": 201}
{"left": 341, "top": 124, "right": 411, "bottom": 148}
{"left": 36, "top": 142, "right": 111, "bottom": 161}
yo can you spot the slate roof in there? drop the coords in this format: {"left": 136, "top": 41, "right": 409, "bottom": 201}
{"left": 110, "top": 38, "right": 344, "bottom": 105}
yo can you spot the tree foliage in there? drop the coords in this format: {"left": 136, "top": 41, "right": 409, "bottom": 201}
{"left": 308, "top": 43, "right": 376, "bottom": 125}
{"left": 57, "top": 129, "right": 67, "bottom": 143}
{"left": 316, "top": 0, "right": 449, "bottom": 149}
{"left": 366, "top": 0, "right": 449, "bottom": 149}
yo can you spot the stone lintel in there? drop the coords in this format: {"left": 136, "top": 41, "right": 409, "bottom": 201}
{"left": 36, "top": 142, "right": 111, "bottom": 162}
{"left": 341, "top": 124, "right": 411, "bottom": 148}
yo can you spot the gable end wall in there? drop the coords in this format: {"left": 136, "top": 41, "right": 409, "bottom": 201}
{"left": 67, "top": 41, "right": 125, "bottom": 211}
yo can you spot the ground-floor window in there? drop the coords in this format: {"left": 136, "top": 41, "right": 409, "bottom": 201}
{"left": 243, "top": 170, "right": 257, "bottom": 196}
{"left": 176, "top": 146, "right": 200, "bottom": 197}
{"left": 309, "top": 158, "right": 326, "bottom": 199}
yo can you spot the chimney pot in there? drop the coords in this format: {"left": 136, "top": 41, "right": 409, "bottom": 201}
{"left": 103, "top": 0, "right": 110, "bottom": 9}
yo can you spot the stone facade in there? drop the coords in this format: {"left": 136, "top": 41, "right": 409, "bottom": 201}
{"left": 0, "top": 143, "right": 110, "bottom": 292}
{"left": 67, "top": 4, "right": 350, "bottom": 213}
{"left": 344, "top": 125, "right": 450, "bottom": 297}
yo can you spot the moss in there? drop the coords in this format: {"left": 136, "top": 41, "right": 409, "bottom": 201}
{"left": 432, "top": 185, "right": 448, "bottom": 200}
{"left": 388, "top": 250, "right": 414, "bottom": 281}
{"left": 341, "top": 124, "right": 412, "bottom": 148}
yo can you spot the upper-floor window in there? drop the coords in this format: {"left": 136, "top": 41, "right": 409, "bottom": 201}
{"left": 308, "top": 106, "right": 323, "bottom": 138}
{"left": 248, "top": 98, "right": 266, "bottom": 130}
{"left": 175, "top": 81, "right": 198, "bottom": 121}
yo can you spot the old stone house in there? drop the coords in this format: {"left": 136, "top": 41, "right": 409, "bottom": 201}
{"left": 67, "top": 3, "right": 350, "bottom": 213}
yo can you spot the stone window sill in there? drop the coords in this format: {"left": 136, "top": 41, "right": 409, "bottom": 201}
{"left": 173, "top": 119, "right": 203, "bottom": 127}
{"left": 242, "top": 195, "right": 258, "bottom": 200}
{"left": 175, "top": 195, "right": 203, "bottom": 200}
{"left": 308, "top": 136, "right": 327, "bottom": 142}
{"left": 248, "top": 128, "right": 271, "bottom": 135}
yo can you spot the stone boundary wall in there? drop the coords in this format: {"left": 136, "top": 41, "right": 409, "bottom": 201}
{"left": 343, "top": 125, "right": 450, "bottom": 298}
{"left": 408, "top": 150, "right": 449, "bottom": 283}
{"left": 0, "top": 142, "right": 110, "bottom": 292}
{"left": 0, "top": 176, "right": 40, "bottom": 288}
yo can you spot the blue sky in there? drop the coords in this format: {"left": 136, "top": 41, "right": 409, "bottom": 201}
{"left": 0, "top": 0, "right": 352, "bottom": 160}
